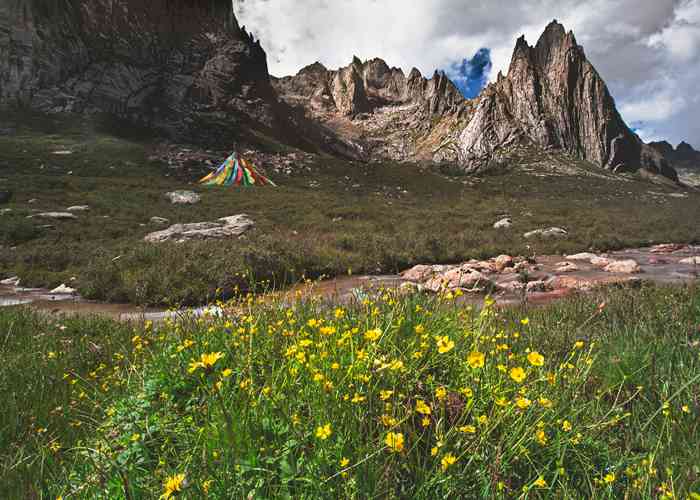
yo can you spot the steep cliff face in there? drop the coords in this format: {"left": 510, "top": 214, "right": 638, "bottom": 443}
{"left": 273, "top": 57, "right": 468, "bottom": 161}
{"left": 0, "top": 0, "right": 278, "bottom": 141}
{"left": 457, "top": 21, "right": 676, "bottom": 179}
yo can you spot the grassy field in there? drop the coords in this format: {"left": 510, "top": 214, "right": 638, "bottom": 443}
{"left": 1, "top": 283, "right": 698, "bottom": 498}
{"left": 1, "top": 110, "right": 700, "bottom": 305}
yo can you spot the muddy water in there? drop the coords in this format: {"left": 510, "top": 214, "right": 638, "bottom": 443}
{"left": 1, "top": 246, "right": 698, "bottom": 321}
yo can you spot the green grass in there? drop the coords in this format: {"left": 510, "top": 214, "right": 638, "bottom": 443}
{"left": 1, "top": 110, "right": 700, "bottom": 305}
{"left": 1, "top": 284, "right": 699, "bottom": 498}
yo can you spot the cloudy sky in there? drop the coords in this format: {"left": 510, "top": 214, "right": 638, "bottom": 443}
{"left": 234, "top": 0, "right": 700, "bottom": 148}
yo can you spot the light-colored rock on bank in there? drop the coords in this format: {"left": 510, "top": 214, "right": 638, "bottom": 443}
{"left": 144, "top": 214, "right": 254, "bottom": 243}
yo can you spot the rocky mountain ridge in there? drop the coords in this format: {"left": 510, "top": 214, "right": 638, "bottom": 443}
{"left": 0, "top": 4, "right": 685, "bottom": 182}
{"left": 275, "top": 20, "right": 676, "bottom": 180}
{"left": 649, "top": 141, "right": 700, "bottom": 167}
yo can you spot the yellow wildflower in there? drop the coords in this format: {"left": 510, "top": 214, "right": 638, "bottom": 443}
{"left": 562, "top": 420, "right": 572, "bottom": 432}
{"left": 416, "top": 400, "right": 431, "bottom": 415}
{"left": 415, "top": 324, "right": 425, "bottom": 334}
{"left": 221, "top": 368, "right": 233, "bottom": 378}
{"left": 509, "top": 367, "right": 526, "bottom": 383}
{"left": 458, "top": 425, "right": 476, "bottom": 434}
{"left": 534, "top": 476, "right": 547, "bottom": 488}
{"left": 315, "top": 424, "right": 332, "bottom": 440}
{"left": 436, "top": 336, "right": 455, "bottom": 354}
{"left": 385, "top": 432, "right": 404, "bottom": 453}
{"left": 536, "top": 429, "right": 547, "bottom": 445}
{"left": 435, "top": 386, "right": 447, "bottom": 401}
{"left": 379, "top": 390, "right": 394, "bottom": 401}
{"left": 603, "top": 472, "right": 615, "bottom": 484}
{"left": 351, "top": 393, "right": 366, "bottom": 404}
{"left": 515, "top": 397, "right": 532, "bottom": 409}
{"left": 160, "top": 473, "right": 186, "bottom": 499}
{"left": 188, "top": 352, "right": 224, "bottom": 374}
{"left": 521, "top": 318, "right": 530, "bottom": 325}
{"left": 467, "top": 351, "right": 485, "bottom": 369}
{"left": 364, "top": 328, "right": 382, "bottom": 341}
{"left": 421, "top": 417, "right": 431, "bottom": 427}
{"left": 441, "top": 453, "right": 457, "bottom": 471}
{"left": 539, "top": 397, "right": 553, "bottom": 408}
{"left": 527, "top": 351, "right": 544, "bottom": 367}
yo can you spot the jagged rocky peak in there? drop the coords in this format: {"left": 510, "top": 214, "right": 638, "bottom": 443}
{"left": 274, "top": 55, "right": 465, "bottom": 118}
{"left": 457, "top": 19, "right": 677, "bottom": 180}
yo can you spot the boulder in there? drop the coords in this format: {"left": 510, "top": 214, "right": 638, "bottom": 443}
{"left": 604, "top": 260, "right": 642, "bottom": 274}
{"left": 66, "top": 205, "right": 90, "bottom": 212}
{"left": 165, "top": 190, "right": 201, "bottom": 205}
{"left": 31, "top": 212, "right": 78, "bottom": 220}
{"left": 494, "top": 255, "right": 514, "bottom": 271}
{"left": 50, "top": 284, "right": 77, "bottom": 294}
{"left": 590, "top": 256, "right": 611, "bottom": 267}
{"left": 150, "top": 216, "right": 170, "bottom": 225}
{"left": 526, "top": 280, "right": 551, "bottom": 293}
{"left": 680, "top": 257, "right": 700, "bottom": 265}
{"left": 566, "top": 252, "right": 598, "bottom": 262}
{"left": 650, "top": 243, "right": 686, "bottom": 254}
{"left": 0, "top": 190, "right": 11, "bottom": 204}
{"left": 493, "top": 218, "right": 512, "bottom": 229}
{"left": 424, "top": 268, "right": 489, "bottom": 292}
{"left": 144, "top": 214, "right": 254, "bottom": 243}
{"left": 555, "top": 262, "right": 579, "bottom": 273}
{"left": 1, "top": 276, "right": 20, "bottom": 286}
{"left": 401, "top": 264, "right": 439, "bottom": 282}
{"left": 523, "top": 227, "right": 568, "bottom": 239}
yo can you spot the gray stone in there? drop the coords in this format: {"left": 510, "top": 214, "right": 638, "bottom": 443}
{"left": 66, "top": 205, "right": 90, "bottom": 212}
{"left": 144, "top": 214, "right": 254, "bottom": 243}
{"left": 1, "top": 276, "right": 20, "bottom": 286}
{"left": 604, "top": 260, "right": 642, "bottom": 274}
{"left": 566, "top": 252, "right": 598, "bottom": 262}
{"left": 50, "top": 284, "right": 77, "bottom": 294}
{"left": 150, "top": 216, "right": 170, "bottom": 225}
{"left": 30, "top": 212, "right": 78, "bottom": 220}
{"left": 523, "top": 227, "right": 568, "bottom": 239}
{"left": 165, "top": 191, "right": 201, "bottom": 205}
{"left": 493, "top": 218, "right": 512, "bottom": 229}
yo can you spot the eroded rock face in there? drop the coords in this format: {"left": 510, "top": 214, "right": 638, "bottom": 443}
{"left": 144, "top": 214, "right": 254, "bottom": 243}
{"left": 0, "top": 0, "right": 278, "bottom": 141}
{"left": 456, "top": 21, "right": 676, "bottom": 179}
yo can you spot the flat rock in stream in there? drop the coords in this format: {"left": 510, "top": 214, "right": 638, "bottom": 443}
{"left": 604, "top": 259, "right": 642, "bottom": 274}
{"left": 144, "top": 214, "right": 254, "bottom": 243}
{"left": 50, "top": 284, "right": 77, "bottom": 294}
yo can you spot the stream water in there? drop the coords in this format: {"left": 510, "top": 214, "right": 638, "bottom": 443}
{"left": 1, "top": 245, "right": 697, "bottom": 322}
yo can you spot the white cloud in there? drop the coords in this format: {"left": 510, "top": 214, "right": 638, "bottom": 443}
{"left": 234, "top": 0, "right": 700, "bottom": 148}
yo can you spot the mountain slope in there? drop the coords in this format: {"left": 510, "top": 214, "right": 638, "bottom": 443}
{"left": 275, "top": 21, "right": 677, "bottom": 181}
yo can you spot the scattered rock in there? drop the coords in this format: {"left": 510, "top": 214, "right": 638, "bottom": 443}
{"left": 401, "top": 264, "right": 440, "bottom": 282}
{"left": 0, "top": 208, "right": 12, "bottom": 215}
{"left": 28, "top": 198, "right": 38, "bottom": 204}
{"left": 494, "top": 254, "right": 514, "bottom": 271}
{"left": 680, "top": 257, "right": 700, "bottom": 265}
{"left": 150, "top": 216, "right": 170, "bottom": 225}
{"left": 604, "top": 259, "right": 642, "bottom": 274}
{"left": 50, "top": 284, "right": 77, "bottom": 294}
{"left": 66, "top": 205, "right": 89, "bottom": 212}
{"left": 523, "top": 227, "right": 568, "bottom": 239}
{"left": 493, "top": 218, "right": 512, "bottom": 229}
{"left": 30, "top": 212, "right": 78, "bottom": 220}
{"left": 648, "top": 256, "right": 668, "bottom": 265}
{"left": 526, "top": 280, "right": 551, "bottom": 293}
{"left": 0, "top": 190, "right": 12, "bottom": 204}
{"left": 590, "top": 256, "right": 611, "bottom": 267}
{"left": 165, "top": 190, "right": 201, "bottom": 205}
{"left": 425, "top": 267, "right": 491, "bottom": 292}
{"left": 144, "top": 214, "right": 254, "bottom": 243}
{"left": 1, "top": 276, "right": 20, "bottom": 286}
{"left": 555, "top": 262, "right": 579, "bottom": 273}
{"left": 52, "top": 150, "right": 73, "bottom": 155}
{"left": 566, "top": 252, "right": 598, "bottom": 262}
{"left": 650, "top": 243, "right": 686, "bottom": 254}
